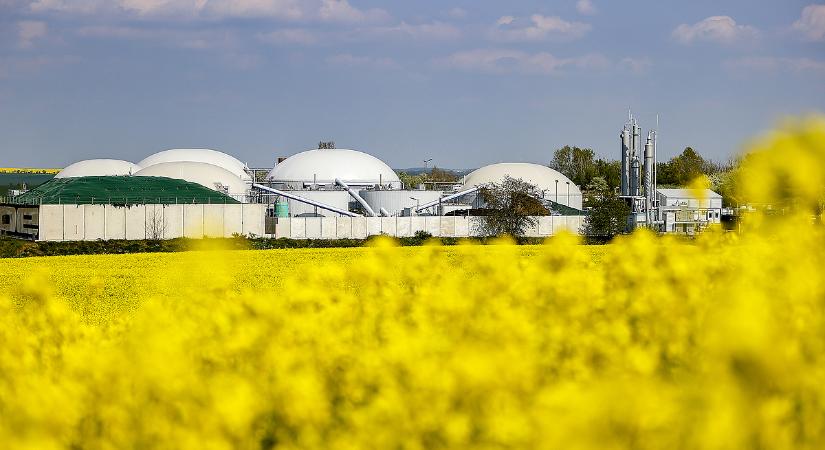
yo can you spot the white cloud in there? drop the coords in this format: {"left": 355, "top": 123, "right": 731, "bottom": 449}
{"left": 326, "top": 53, "right": 398, "bottom": 69}
{"left": 319, "top": 0, "right": 388, "bottom": 23}
{"left": 725, "top": 56, "right": 825, "bottom": 74}
{"left": 17, "top": 20, "right": 47, "bottom": 48}
{"left": 368, "top": 21, "right": 461, "bottom": 41}
{"left": 27, "top": 0, "right": 388, "bottom": 22}
{"left": 792, "top": 4, "right": 825, "bottom": 41}
{"left": 491, "top": 14, "right": 591, "bottom": 42}
{"left": 436, "top": 48, "right": 608, "bottom": 75}
{"left": 576, "top": 0, "right": 597, "bottom": 16}
{"left": 672, "top": 16, "right": 758, "bottom": 45}
{"left": 496, "top": 15, "right": 514, "bottom": 26}
{"left": 258, "top": 21, "right": 460, "bottom": 46}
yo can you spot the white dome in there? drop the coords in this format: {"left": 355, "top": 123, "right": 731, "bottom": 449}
{"left": 138, "top": 149, "right": 251, "bottom": 181}
{"left": 134, "top": 161, "right": 249, "bottom": 195}
{"left": 267, "top": 148, "right": 401, "bottom": 188}
{"left": 56, "top": 159, "right": 141, "bottom": 178}
{"left": 463, "top": 163, "right": 582, "bottom": 209}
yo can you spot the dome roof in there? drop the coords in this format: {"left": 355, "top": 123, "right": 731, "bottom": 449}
{"left": 134, "top": 161, "right": 249, "bottom": 195}
{"left": 56, "top": 159, "right": 141, "bottom": 178}
{"left": 138, "top": 149, "right": 251, "bottom": 181}
{"left": 267, "top": 148, "right": 400, "bottom": 188}
{"left": 462, "top": 163, "right": 582, "bottom": 208}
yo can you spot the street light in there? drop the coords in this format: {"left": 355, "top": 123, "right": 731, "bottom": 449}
{"left": 566, "top": 181, "right": 570, "bottom": 207}
{"left": 410, "top": 196, "right": 420, "bottom": 208}
{"left": 555, "top": 179, "right": 559, "bottom": 203}
{"left": 423, "top": 159, "right": 432, "bottom": 169}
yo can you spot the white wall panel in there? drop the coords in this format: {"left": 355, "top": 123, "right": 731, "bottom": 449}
{"left": 84, "top": 205, "right": 106, "bottom": 240}
{"left": 291, "top": 217, "right": 306, "bottom": 239}
{"left": 104, "top": 206, "right": 126, "bottom": 240}
{"left": 163, "top": 205, "right": 184, "bottom": 239}
{"left": 366, "top": 217, "right": 381, "bottom": 237}
{"left": 38, "top": 205, "right": 64, "bottom": 241}
{"left": 305, "top": 218, "right": 322, "bottom": 239}
{"left": 125, "top": 205, "right": 147, "bottom": 240}
{"left": 352, "top": 217, "right": 367, "bottom": 238}
{"left": 203, "top": 205, "right": 224, "bottom": 237}
{"left": 321, "top": 217, "right": 337, "bottom": 238}
{"left": 336, "top": 217, "right": 352, "bottom": 238}
{"left": 396, "top": 217, "right": 412, "bottom": 237}
{"left": 183, "top": 204, "right": 204, "bottom": 238}
{"left": 63, "top": 205, "right": 85, "bottom": 241}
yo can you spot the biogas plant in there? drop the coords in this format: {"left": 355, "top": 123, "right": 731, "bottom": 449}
{"left": 1, "top": 116, "right": 721, "bottom": 241}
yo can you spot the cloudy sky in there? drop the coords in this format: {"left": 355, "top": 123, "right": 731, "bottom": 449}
{"left": 1, "top": 0, "right": 823, "bottom": 169}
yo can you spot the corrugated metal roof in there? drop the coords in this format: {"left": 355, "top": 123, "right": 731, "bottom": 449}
{"left": 11, "top": 176, "right": 240, "bottom": 205}
{"left": 657, "top": 188, "right": 722, "bottom": 199}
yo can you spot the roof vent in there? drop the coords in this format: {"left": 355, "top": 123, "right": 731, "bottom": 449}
{"left": 318, "top": 141, "right": 335, "bottom": 149}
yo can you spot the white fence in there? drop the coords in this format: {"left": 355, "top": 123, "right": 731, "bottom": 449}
{"left": 36, "top": 204, "right": 584, "bottom": 241}
{"left": 271, "top": 216, "right": 584, "bottom": 239}
{"left": 38, "top": 204, "right": 266, "bottom": 242}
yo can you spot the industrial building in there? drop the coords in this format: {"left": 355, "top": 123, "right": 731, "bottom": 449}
{"left": 617, "top": 113, "right": 724, "bottom": 234}
{"left": 2, "top": 144, "right": 585, "bottom": 241}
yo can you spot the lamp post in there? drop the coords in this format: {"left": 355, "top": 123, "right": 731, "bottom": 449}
{"left": 555, "top": 179, "right": 559, "bottom": 203}
{"left": 566, "top": 181, "right": 570, "bottom": 207}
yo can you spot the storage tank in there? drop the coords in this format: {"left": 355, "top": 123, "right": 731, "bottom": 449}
{"left": 462, "top": 162, "right": 583, "bottom": 210}
{"left": 134, "top": 161, "right": 249, "bottom": 197}
{"left": 56, "top": 159, "right": 141, "bottom": 178}
{"left": 278, "top": 190, "right": 351, "bottom": 217}
{"left": 360, "top": 190, "right": 444, "bottom": 216}
{"left": 266, "top": 148, "right": 401, "bottom": 189}
{"left": 139, "top": 149, "right": 251, "bottom": 182}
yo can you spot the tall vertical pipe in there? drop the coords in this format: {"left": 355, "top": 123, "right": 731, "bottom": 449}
{"left": 644, "top": 132, "right": 654, "bottom": 224}
{"left": 620, "top": 127, "right": 631, "bottom": 196}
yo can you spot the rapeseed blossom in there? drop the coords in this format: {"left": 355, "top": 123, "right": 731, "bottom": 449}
{"left": 0, "top": 117, "right": 824, "bottom": 449}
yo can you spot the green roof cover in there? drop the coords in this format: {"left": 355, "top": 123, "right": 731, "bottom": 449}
{"left": 546, "top": 200, "right": 584, "bottom": 216}
{"left": 12, "top": 176, "right": 240, "bottom": 205}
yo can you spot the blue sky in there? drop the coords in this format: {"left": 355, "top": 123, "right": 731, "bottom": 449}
{"left": 1, "top": 0, "right": 823, "bottom": 169}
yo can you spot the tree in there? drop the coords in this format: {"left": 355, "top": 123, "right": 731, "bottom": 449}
{"left": 658, "top": 147, "right": 707, "bottom": 186}
{"left": 583, "top": 176, "right": 609, "bottom": 208}
{"left": 428, "top": 167, "right": 459, "bottom": 183}
{"left": 550, "top": 146, "right": 597, "bottom": 187}
{"left": 581, "top": 182, "right": 630, "bottom": 240}
{"left": 477, "top": 176, "right": 548, "bottom": 237}
{"left": 397, "top": 172, "right": 426, "bottom": 190}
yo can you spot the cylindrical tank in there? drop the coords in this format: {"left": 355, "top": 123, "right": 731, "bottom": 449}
{"left": 275, "top": 201, "right": 289, "bottom": 217}
{"left": 282, "top": 190, "right": 351, "bottom": 217}
{"left": 620, "top": 128, "right": 630, "bottom": 196}
{"left": 360, "top": 190, "right": 445, "bottom": 216}
{"left": 644, "top": 134, "right": 654, "bottom": 198}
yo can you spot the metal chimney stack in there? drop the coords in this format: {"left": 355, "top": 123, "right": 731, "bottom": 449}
{"left": 644, "top": 132, "right": 654, "bottom": 223}
{"left": 620, "top": 126, "right": 631, "bottom": 196}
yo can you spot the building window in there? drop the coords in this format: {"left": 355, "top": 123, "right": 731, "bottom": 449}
{"left": 23, "top": 214, "right": 33, "bottom": 220}
{"left": 1, "top": 215, "right": 10, "bottom": 225}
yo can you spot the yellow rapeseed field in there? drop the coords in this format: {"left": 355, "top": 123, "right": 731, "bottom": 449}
{"left": 1, "top": 117, "right": 824, "bottom": 449}
{"left": 0, "top": 168, "right": 61, "bottom": 174}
